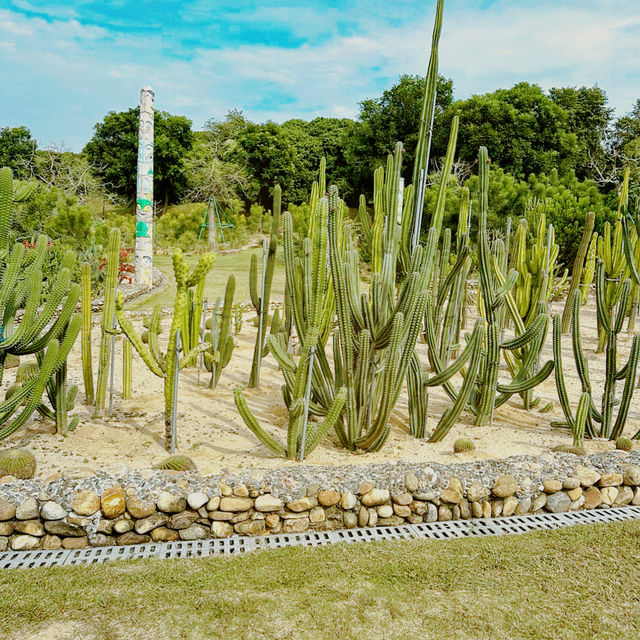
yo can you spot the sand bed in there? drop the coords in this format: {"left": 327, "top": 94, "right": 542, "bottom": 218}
{"left": 2, "top": 296, "right": 638, "bottom": 479}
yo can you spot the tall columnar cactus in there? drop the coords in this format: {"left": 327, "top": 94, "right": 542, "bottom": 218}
{"left": 581, "top": 231, "right": 598, "bottom": 304}
{"left": 116, "top": 249, "right": 215, "bottom": 447}
{"left": 122, "top": 337, "right": 132, "bottom": 400}
{"left": 248, "top": 185, "right": 281, "bottom": 387}
{"left": 80, "top": 261, "right": 94, "bottom": 404}
{"left": 204, "top": 274, "right": 235, "bottom": 389}
{"left": 561, "top": 212, "right": 595, "bottom": 332}
{"left": 94, "top": 228, "right": 120, "bottom": 417}
{"left": 554, "top": 267, "right": 640, "bottom": 441}
{"left": 235, "top": 197, "right": 346, "bottom": 459}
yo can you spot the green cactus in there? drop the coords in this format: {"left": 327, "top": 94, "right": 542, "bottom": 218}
{"left": 80, "top": 261, "right": 94, "bottom": 404}
{"left": 122, "top": 337, "right": 132, "bottom": 400}
{"left": 94, "top": 228, "right": 120, "bottom": 416}
{"left": 154, "top": 454, "right": 197, "bottom": 471}
{"left": 616, "top": 436, "right": 633, "bottom": 451}
{"left": 203, "top": 274, "right": 235, "bottom": 389}
{"left": 0, "top": 448, "right": 36, "bottom": 479}
{"left": 453, "top": 437, "right": 475, "bottom": 453}
{"left": 580, "top": 231, "right": 598, "bottom": 304}
{"left": 116, "top": 249, "right": 215, "bottom": 448}
{"left": 248, "top": 185, "right": 281, "bottom": 388}
{"left": 3, "top": 354, "right": 19, "bottom": 370}
{"left": 551, "top": 444, "right": 586, "bottom": 456}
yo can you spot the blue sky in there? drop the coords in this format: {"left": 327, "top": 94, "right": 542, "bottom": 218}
{"left": 2, "top": 0, "right": 640, "bottom": 151}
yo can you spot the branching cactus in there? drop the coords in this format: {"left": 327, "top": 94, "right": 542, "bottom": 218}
{"left": 204, "top": 274, "right": 235, "bottom": 389}
{"left": 554, "top": 266, "right": 640, "bottom": 441}
{"left": 94, "top": 228, "right": 120, "bottom": 416}
{"left": 248, "top": 185, "right": 281, "bottom": 387}
{"left": 235, "top": 197, "right": 346, "bottom": 459}
{"left": 116, "top": 249, "right": 215, "bottom": 447}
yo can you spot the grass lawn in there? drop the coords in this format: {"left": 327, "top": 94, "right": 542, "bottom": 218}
{"left": 128, "top": 247, "right": 285, "bottom": 311}
{"left": 3, "top": 520, "right": 640, "bottom": 640}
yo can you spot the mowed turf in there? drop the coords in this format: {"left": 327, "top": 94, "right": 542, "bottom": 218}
{"left": 2, "top": 520, "right": 640, "bottom": 640}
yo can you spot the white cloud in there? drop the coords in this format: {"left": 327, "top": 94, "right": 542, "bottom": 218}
{"left": 1, "top": 2, "right": 640, "bottom": 151}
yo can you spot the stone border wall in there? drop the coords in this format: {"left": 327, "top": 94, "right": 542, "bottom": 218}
{"left": 1, "top": 453, "right": 639, "bottom": 552}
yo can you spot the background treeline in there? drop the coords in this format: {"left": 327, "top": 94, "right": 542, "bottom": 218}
{"left": 3, "top": 76, "right": 640, "bottom": 265}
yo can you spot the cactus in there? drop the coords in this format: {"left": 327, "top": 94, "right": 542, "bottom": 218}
{"left": 203, "top": 274, "right": 235, "bottom": 389}
{"left": 116, "top": 249, "right": 215, "bottom": 448}
{"left": 453, "top": 437, "right": 475, "bottom": 453}
{"left": 154, "top": 454, "right": 197, "bottom": 471}
{"left": 581, "top": 231, "right": 598, "bottom": 303}
{"left": 233, "top": 303, "right": 244, "bottom": 335}
{"left": 3, "top": 355, "right": 19, "bottom": 369}
{"left": 122, "top": 337, "right": 132, "bottom": 400}
{"left": 0, "top": 448, "right": 36, "bottom": 479}
{"left": 248, "top": 185, "right": 281, "bottom": 387}
{"left": 551, "top": 444, "right": 586, "bottom": 456}
{"left": 616, "top": 436, "right": 633, "bottom": 451}
{"left": 80, "top": 261, "right": 94, "bottom": 404}
{"left": 94, "top": 228, "right": 120, "bottom": 416}
{"left": 561, "top": 212, "right": 595, "bottom": 332}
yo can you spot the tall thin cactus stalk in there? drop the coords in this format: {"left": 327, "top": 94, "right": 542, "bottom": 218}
{"left": 80, "top": 261, "right": 94, "bottom": 404}
{"left": 122, "top": 337, "right": 132, "bottom": 400}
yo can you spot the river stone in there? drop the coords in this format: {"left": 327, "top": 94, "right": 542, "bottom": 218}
{"left": 357, "top": 507, "right": 369, "bottom": 527}
{"left": 219, "top": 497, "right": 252, "bottom": 512}
{"left": 14, "top": 520, "right": 45, "bottom": 537}
{"left": 0, "top": 522, "right": 12, "bottom": 536}
{"left": 317, "top": 490, "right": 340, "bottom": 507}
{"left": 459, "top": 499, "right": 471, "bottom": 519}
{"left": 562, "top": 478, "right": 580, "bottom": 490}
{"left": 265, "top": 514, "right": 280, "bottom": 528}
{"left": 0, "top": 498, "right": 16, "bottom": 521}
{"left": 62, "top": 537, "right": 88, "bottom": 550}
{"left": 210, "top": 511, "right": 233, "bottom": 521}
{"left": 0, "top": 537, "right": 7, "bottom": 551}
{"left": 71, "top": 490, "right": 100, "bottom": 516}
{"left": 126, "top": 496, "right": 155, "bottom": 519}
{"left": 151, "top": 527, "right": 179, "bottom": 542}
{"left": 187, "top": 492, "right": 209, "bottom": 510}
{"left": 492, "top": 475, "right": 517, "bottom": 498}
{"left": 404, "top": 472, "right": 419, "bottom": 492}
{"left": 113, "top": 519, "right": 134, "bottom": 534}
{"left": 358, "top": 482, "right": 374, "bottom": 495}
{"left": 614, "top": 485, "right": 634, "bottom": 506}
{"left": 393, "top": 504, "right": 411, "bottom": 518}
{"left": 584, "top": 486, "right": 603, "bottom": 508}
{"left": 101, "top": 486, "right": 126, "bottom": 518}
{"left": 599, "top": 473, "right": 623, "bottom": 487}
{"left": 157, "top": 491, "right": 187, "bottom": 513}
{"left": 16, "top": 498, "right": 38, "bottom": 520}
{"left": 169, "top": 510, "right": 198, "bottom": 530}
{"left": 361, "top": 488, "right": 390, "bottom": 507}
{"left": 438, "top": 505, "right": 452, "bottom": 521}
{"left": 440, "top": 481, "right": 463, "bottom": 505}
{"left": 42, "top": 534, "right": 61, "bottom": 550}
{"left": 44, "top": 520, "right": 86, "bottom": 537}
{"left": 117, "top": 532, "right": 150, "bottom": 545}
{"left": 254, "top": 494, "right": 283, "bottom": 512}
{"left": 601, "top": 486, "right": 618, "bottom": 505}
{"left": 575, "top": 466, "right": 600, "bottom": 487}
{"left": 502, "top": 496, "right": 518, "bottom": 517}
{"left": 179, "top": 524, "right": 209, "bottom": 540}
{"left": 569, "top": 495, "right": 585, "bottom": 511}
{"left": 206, "top": 496, "right": 220, "bottom": 511}
{"left": 545, "top": 492, "right": 571, "bottom": 513}
{"left": 392, "top": 492, "right": 413, "bottom": 506}
{"left": 566, "top": 487, "right": 583, "bottom": 502}
{"left": 377, "top": 504, "right": 393, "bottom": 518}
{"left": 283, "top": 518, "right": 309, "bottom": 534}
{"left": 40, "top": 501, "right": 67, "bottom": 521}
{"left": 516, "top": 497, "right": 532, "bottom": 514}
{"left": 11, "top": 535, "right": 40, "bottom": 551}
{"left": 233, "top": 484, "right": 249, "bottom": 498}
{"left": 466, "top": 483, "right": 490, "bottom": 503}
{"left": 211, "top": 521, "right": 233, "bottom": 538}
{"left": 309, "top": 507, "right": 325, "bottom": 523}
{"left": 532, "top": 493, "right": 547, "bottom": 511}
{"left": 92, "top": 534, "right": 115, "bottom": 546}
{"left": 543, "top": 479, "right": 562, "bottom": 493}
{"left": 343, "top": 512, "right": 357, "bottom": 528}
{"left": 491, "top": 501, "right": 503, "bottom": 517}
{"left": 135, "top": 513, "right": 168, "bottom": 534}
{"left": 340, "top": 492, "right": 357, "bottom": 510}
{"left": 623, "top": 465, "right": 640, "bottom": 486}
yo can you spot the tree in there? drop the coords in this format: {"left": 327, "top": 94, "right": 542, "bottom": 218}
{"left": 83, "top": 109, "right": 194, "bottom": 206}
{"left": 438, "top": 82, "right": 579, "bottom": 179}
{"left": 548, "top": 86, "right": 612, "bottom": 180}
{"left": 0, "top": 126, "right": 36, "bottom": 179}
{"left": 344, "top": 74, "right": 453, "bottom": 199}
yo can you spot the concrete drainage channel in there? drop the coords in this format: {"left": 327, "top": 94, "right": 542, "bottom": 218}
{"left": 3, "top": 505, "right": 640, "bottom": 570}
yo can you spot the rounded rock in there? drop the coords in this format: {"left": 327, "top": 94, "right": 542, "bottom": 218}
{"left": 101, "top": 486, "right": 126, "bottom": 519}
{"left": 15, "top": 498, "right": 39, "bottom": 521}
{"left": 11, "top": 534, "right": 40, "bottom": 551}
{"left": 361, "top": 488, "right": 390, "bottom": 507}
{"left": 72, "top": 490, "right": 100, "bottom": 516}
{"left": 492, "top": 475, "right": 517, "bottom": 498}
{"left": 40, "top": 501, "right": 67, "bottom": 521}
{"left": 0, "top": 498, "right": 16, "bottom": 521}
{"left": 187, "top": 492, "right": 209, "bottom": 510}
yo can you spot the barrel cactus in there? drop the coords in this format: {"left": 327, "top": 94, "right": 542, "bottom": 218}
{"left": 0, "top": 448, "right": 36, "bottom": 479}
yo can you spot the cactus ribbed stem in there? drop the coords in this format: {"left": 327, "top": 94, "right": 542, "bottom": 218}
{"left": 80, "top": 262, "right": 94, "bottom": 404}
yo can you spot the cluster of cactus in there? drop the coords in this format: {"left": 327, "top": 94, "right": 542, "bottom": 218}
{"left": 0, "top": 168, "right": 82, "bottom": 440}
{"left": 248, "top": 185, "right": 282, "bottom": 387}
{"left": 203, "top": 274, "right": 235, "bottom": 389}
{"left": 554, "top": 264, "right": 640, "bottom": 442}
{"left": 116, "top": 248, "right": 215, "bottom": 448}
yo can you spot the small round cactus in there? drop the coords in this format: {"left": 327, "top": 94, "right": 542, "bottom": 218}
{"left": 154, "top": 455, "right": 197, "bottom": 472}
{"left": 552, "top": 444, "right": 586, "bottom": 456}
{"left": 453, "top": 437, "right": 475, "bottom": 453}
{"left": 616, "top": 437, "right": 633, "bottom": 452}
{"left": 0, "top": 448, "right": 36, "bottom": 479}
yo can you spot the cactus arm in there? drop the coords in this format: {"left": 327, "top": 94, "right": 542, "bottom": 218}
{"left": 147, "top": 304, "right": 166, "bottom": 373}
{"left": 122, "top": 337, "right": 132, "bottom": 400}
{"left": 249, "top": 254, "right": 260, "bottom": 310}
{"left": 496, "top": 360, "right": 554, "bottom": 394}
{"left": 80, "top": 262, "right": 95, "bottom": 404}
{"left": 572, "top": 392, "right": 590, "bottom": 449}
{"left": 552, "top": 315, "right": 575, "bottom": 430}
{"left": 297, "top": 386, "right": 347, "bottom": 457}
{"left": 234, "top": 388, "right": 287, "bottom": 456}
{"left": 611, "top": 335, "right": 640, "bottom": 440}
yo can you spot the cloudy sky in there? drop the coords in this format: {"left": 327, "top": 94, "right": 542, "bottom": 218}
{"left": 1, "top": 0, "right": 640, "bottom": 151}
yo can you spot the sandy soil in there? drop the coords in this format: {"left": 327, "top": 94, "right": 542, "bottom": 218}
{"left": 2, "top": 296, "right": 637, "bottom": 479}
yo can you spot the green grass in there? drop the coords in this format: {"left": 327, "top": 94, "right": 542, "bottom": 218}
{"left": 128, "top": 247, "right": 285, "bottom": 311}
{"left": 3, "top": 521, "right": 640, "bottom": 640}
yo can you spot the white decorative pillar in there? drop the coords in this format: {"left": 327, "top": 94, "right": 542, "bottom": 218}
{"left": 135, "top": 86, "right": 154, "bottom": 287}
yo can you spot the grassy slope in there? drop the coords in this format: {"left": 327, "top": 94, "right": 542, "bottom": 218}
{"left": 3, "top": 521, "right": 640, "bottom": 640}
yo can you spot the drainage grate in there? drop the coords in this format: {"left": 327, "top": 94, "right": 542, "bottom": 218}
{"left": 2, "top": 505, "right": 640, "bottom": 570}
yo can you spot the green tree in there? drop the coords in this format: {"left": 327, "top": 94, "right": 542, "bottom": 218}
{"left": 0, "top": 126, "right": 36, "bottom": 179}
{"left": 83, "top": 108, "right": 194, "bottom": 206}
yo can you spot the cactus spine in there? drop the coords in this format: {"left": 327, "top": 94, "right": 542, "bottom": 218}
{"left": 94, "top": 228, "right": 120, "bottom": 416}
{"left": 116, "top": 249, "right": 215, "bottom": 447}
{"left": 248, "top": 185, "right": 281, "bottom": 387}
{"left": 80, "top": 261, "right": 94, "bottom": 404}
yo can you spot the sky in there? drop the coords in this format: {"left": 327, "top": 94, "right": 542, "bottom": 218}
{"left": 1, "top": 0, "right": 640, "bottom": 151}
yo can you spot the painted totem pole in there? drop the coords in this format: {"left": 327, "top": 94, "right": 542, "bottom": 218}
{"left": 135, "top": 86, "right": 154, "bottom": 287}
